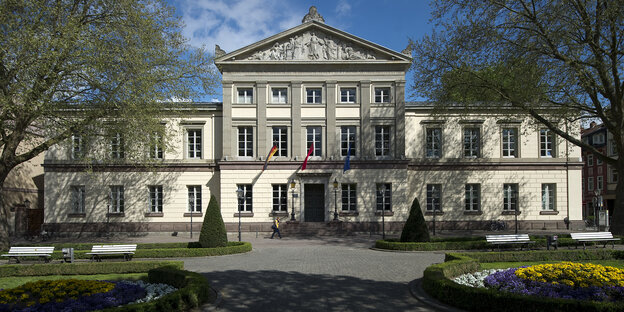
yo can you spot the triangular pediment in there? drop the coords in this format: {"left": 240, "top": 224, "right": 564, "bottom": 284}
{"left": 214, "top": 21, "right": 411, "bottom": 65}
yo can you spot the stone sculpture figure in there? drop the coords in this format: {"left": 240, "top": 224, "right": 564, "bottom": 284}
{"left": 302, "top": 6, "right": 325, "bottom": 23}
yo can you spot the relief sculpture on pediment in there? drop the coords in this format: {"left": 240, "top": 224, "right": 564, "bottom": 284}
{"left": 246, "top": 31, "right": 376, "bottom": 61}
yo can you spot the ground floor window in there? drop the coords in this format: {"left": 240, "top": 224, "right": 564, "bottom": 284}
{"left": 187, "top": 185, "right": 202, "bottom": 213}
{"left": 109, "top": 185, "right": 124, "bottom": 213}
{"left": 149, "top": 185, "right": 163, "bottom": 213}
{"left": 426, "top": 184, "right": 441, "bottom": 211}
{"left": 237, "top": 184, "right": 253, "bottom": 212}
{"left": 341, "top": 184, "right": 357, "bottom": 211}
{"left": 465, "top": 184, "right": 480, "bottom": 211}
{"left": 503, "top": 183, "right": 518, "bottom": 211}
{"left": 376, "top": 183, "right": 391, "bottom": 211}
{"left": 272, "top": 184, "right": 287, "bottom": 212}
{"left": 71, "top": 185, "right": 85, "bottom": 213}
{"left": 541, "top": 183, "right": 556, "bottom": 211}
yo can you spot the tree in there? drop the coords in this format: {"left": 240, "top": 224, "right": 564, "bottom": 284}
{"left": 411, "top": 1, "right": 624, "bottom": 233}
{"left": 199, "top": 195, "right": 228, "bottom": 248}
{"left": 400, "top": 197, "right": 430, "bottom": 242}
{"left": 0, "top": 0, "right": 218, "bottom": 249}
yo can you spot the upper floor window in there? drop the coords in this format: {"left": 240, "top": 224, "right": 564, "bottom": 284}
{"left": 149, "top": 185, "right": 163, "bottom": 213}
{"left": 503, "top": 183, "right": 518, "bottom": 211}
{"left": 588, "top": 177, "right": 594, "bottom": 191}
{"left": 272, "top": 88, "right": 287, "bottom": 103}
{"left": 465, "top": 184, "right": 480, "bottom": 211}
{"left": 611, "top": 167, "right": 619, "bottom": 183}
{"left": 237, "top": 184, "right": 253, "bottom": 212}
{"left": 238, "top": 127, "right": 253, "bottom": 157}
{"left": 237, "top": 88, "right": 253, "bottom": 104}
{"left": 149, "top": 132, "right": 163, "bottom": 159}
{"left": 306, "top": 88, "right": 322, "bottom": 104}
{"left": 340, "top": 88, "right": 356, "bottom": 103}
{"left": 463, "top": 128, "right": 480, "bottom": 158}
{"left": 187, "top": 129, "right": 202, "bottom": 159}
{"left": 187, "top": 185, "right": 202, "bottom": 212}
{"left": 376, "top": 183, "right": 392, "bottom": 211}
{"left": 375, "top": 126, "right": 391, "bottom": 156}
{"left": 306, "top": 127, "right": 322, "bottom": 157}
{"left": 342, "top": 184, "right": 357, "bottom": 211}
{"left": 110, "top": 132, "right": 124, "bottom": 159}
{"left": 426, "top": 128, "right": 442, "bottom": 158}
{"left": 597, "top": 176, "right": 604, "bottom": 190}
{"left": 71, "top": 134, "right": 85, "bottom": 160}
{"left": 374, "top": 87, "right": 390, "bottom": 103}
{"left": 426, "top": 184, "right": 441, "bottom": 211}
{"left": 272, "top": 127, "right": 288, "bottom": 157}
{"left": 541, "top": 184, "right": 556, "bottom": 211}
{"left": 587, "top": 154, "right": 594, "bottom": 166}
{"left": 610, "top": 139, "right": 618, "bottom": 155}
{"left": 341, "top": 126, "right": 356, "bottom": 157}
{"left": 594, "top": 133, "right": 605, "bottom": 144}
{"left": 272, "top": 184, "right": 287, "bottom": 212}
{"left": 71, "top": 185, "right": 85, "bottom": 213}
{"left": 501, "top": 128, "right": 518, "bottom": 158}
{"left": 597, "top": 157, "right": 603, "bottom": 165}
{"left": 109, "top": 185, "right": 124, "bottom": 213}
{"left": 539, "top": 129, "right": 555, "bottom": 157}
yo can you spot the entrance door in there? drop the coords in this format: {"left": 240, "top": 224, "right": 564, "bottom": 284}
{"left": 304, "top": 184, "right": 325, "bottom": 222}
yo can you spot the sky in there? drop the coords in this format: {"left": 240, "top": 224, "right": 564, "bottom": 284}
{"left": 166, "top": 0, "right": 435, "bottom": 101}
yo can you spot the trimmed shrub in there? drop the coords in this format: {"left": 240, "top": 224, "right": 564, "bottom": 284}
{"left": 0, "top": 261, "right": 183, "bottom": 277}
{"left": 199, "top": 195, "right": 228, "bottom": 248}
{"left": 400, "top": 197, "right": 430, "bottom": 242}
{"left": 450, "top": 249, "right": 617, "bottom": 263}
{"left": 375, "top": 239, "right": 489, "bottom": 251}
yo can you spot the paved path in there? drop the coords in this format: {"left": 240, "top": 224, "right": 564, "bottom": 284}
{"left": 183, "top": 234, "right": 447, "bottom": 312}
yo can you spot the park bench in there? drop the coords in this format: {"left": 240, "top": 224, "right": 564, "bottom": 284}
{"left": 570, "top": 232, "right": 620, "bottom": 249}
{"left": 86, "top": 244, "right": 137, "bottom": 262}
{"left": 486, "top": 234, "right": 535, "bottom": 251}
{"left": 1, "top": 246, "right": 55, "bottom": 263}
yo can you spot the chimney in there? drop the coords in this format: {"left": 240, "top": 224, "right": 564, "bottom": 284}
{"left": 589, "top": 121, "right": 597, "bottom": 128}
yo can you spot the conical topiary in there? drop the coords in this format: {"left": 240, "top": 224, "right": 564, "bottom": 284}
{"left": 199, "top": 195, "right": 228, "bottom": 248}
{"left": 400, "top": 197, "right": 430, "bottom": 242}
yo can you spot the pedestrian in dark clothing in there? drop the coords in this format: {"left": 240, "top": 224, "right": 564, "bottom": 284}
{"left": 271, "top": 217, "right": 282, "bottom": 239}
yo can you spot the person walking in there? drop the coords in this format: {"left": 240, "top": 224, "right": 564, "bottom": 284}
{"left": 271, "top": 217, "right": 282, "bottom": 239}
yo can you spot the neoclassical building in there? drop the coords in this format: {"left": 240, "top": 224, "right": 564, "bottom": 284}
{"left": 42, "top": 8, "right": 584, "bottom": 236}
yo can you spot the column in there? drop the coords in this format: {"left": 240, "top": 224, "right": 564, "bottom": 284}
{"left": 257, "top": 81, "right": 267, "bottom": 159}
{"left": 291, "top": 81, "right": 302, "bottom": 160}
{"left": 360, "top": 80, "right": 372, "bottom": 159}
{"left": 326, "top": 81, "right": 337, "bottom": 159}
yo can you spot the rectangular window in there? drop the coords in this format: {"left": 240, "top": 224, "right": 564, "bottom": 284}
{"left": 611, "top": 167, "right": 619, "bottom": 183}
{"left": 306, "top": 127, "right": 322, "bottom": 157}
{"left": 588, "top": 154, "right": 594, "bottom": 166}
{"left": 502, "top": 128, "right": 518, "bottom": 157}
{"left": 237, "top": 88, "right": 253, "bottom": 104}
{"left": 610, "top": 139, "right": 618, "bottom": 155}
{"left": 340, "top": 88, "right": 356, "bottom": 103}
{"left": 272, "top": 184, "right": 287, "bottom": 212}
{"left": 149, "top": 186, "right": 163, "bottom": 213}
{"left": 272, "top": 127, "right": 288, "bottom": 157}
{"left": 541, "top": 184, "right": 556, "bottom": 211}
{"left": 187, "top": 129, "right": 202, "bottom": 159}
{"left": 272, "top": 88, "right": 287, "bottom": 103}
{"left": 375, "top": 126, "right": 391, "bottom": 156}
{"left": 71, "top": 134, "right": 84, "bottom": 160}
{"left": 426, "top": 184, "right": 442, "bottom": 211}
{"left": 238, "top": 127, "right": 253, "bottom": 157}
{"left": 597, "top": 176, "right": 603, "bottom": 190}
{"left": 597, "top": 158, "right": 603, "bottom": 165}
{"left": 237, "top": 184, "right": 253, "bottom": 212}
{"left": 594, "top": 133, "right": 605, "bottom": 144}
{"left": 109, "top": 185, "right": 124, "bottom": 213}
{"left": 540, "top": 129, "right": 555, "bottom": 157}
{"left": 341, "top": 184, "right": 357, "bottom": 211}
{"left": 71, "top": 186, "right": 85, "bottom": 213}
{"left": 463, "top": 128, "right": 480, "bottom": 158}
{"left": 341, "top": 126, "right": 356, "bottom": 156}
{"left": 376, "top": 183, "right": 392, "bottom": 211}
{"left": 374, "top": 87, "right": 390, "bottom": 103}
{"left": 588, "top": 177, "right": 594, "bottom": 191}
{"left": 149, "top": 132, "right": 163, "bottom": 159}
{"left": 503, "top": 183, "right": 518, "bottom": 211}
{"left": 306, "top": 88, "right": 322, "bottom": 104}
{"left": 187, "top": 185, "right": 202, "bottom": 212}
{"left": 426, "top": 128, "right": 442, "bottom": 158}
{"left": 110, "top": 133, "right": 124, "bottom": 159}
{"left": 465, "top": 184, "right": 480, "bottom": 211}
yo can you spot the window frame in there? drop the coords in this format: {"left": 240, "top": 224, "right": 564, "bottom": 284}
{"left": 341, "top": 184, "right": 357, "bottom": 212}
{"left": 271, "top": 88, "right": 288, "bottom": 104}
{"left": 306, "top": 126, "right": 322, "bottom": 157}
{"left": 149, "top": 131, "right": 164, "bottom": 160}
{"left": 425, "top": 128, "right": 442, "bottom": 159}
{"left": 272, "top": 184, "right": 288, "bottom": 212}
{"left": 340, "top": 87, "right": 356, "bottom": 103}
{"left": 375, "top": 125, "right": 391, "bottom": 157}
{"left": 426, "top": 184, "right": 442, "bottom": 211}
{"left": 238, "top": 126, "right": 254, "bottom": 157}
{"left": 306, "top": 88, "right": 322, "bottom": 104}
{"left": 594, "top": 133, "right": 605, "bottom": 144}
{"left": 341, "top": 126, "right": 357, "bottom": 157}
{"left": 503, "top": 183, "right": 518, "bottom": 211}
{"left": 71, "top": 185, "right": 86, "bottom": 214}
{"left": 465, "top": 184, "right": 480, "bottom": 211}
{"left": 272, "top": 127, "right": 288, "bottom": 157}
{"left": 110, "top": 132, "right": 125, "bottom": 159}
{"left": 588, "top": 177, "right": 594, "bottom": 191}
{"left": 237, "top": 88, "right": 254, "bottom": 104}
{"left": 597, "top": 176, "right": 604, "bottom": 190}
{"left": 109, "top": 185, "right": 124, "bottom": 213}
{"left": 463, "top": 127, "right": 480, "bottom": 158}
{"left": 588, "top": 154, "right": 594, "bottom": 166}
{"left": 541, "top": 183, "right": 556, "bottom": 211}
{"left": 376, "top": 183, "right": 392, "bottom": 211}
{"left": 501, "top": 128, "right": 518, "bottom": 158}
{"left": 539, "top": 128, "right": 555, "bottom": 158}
{"left": 374, "top": 87, "right": 391, "bottom": 103}
{"left": 71, "top": 134, "right": 85, "bottom": 160}
{"left": 237, "top": 184, "right": 253, "bottom": 212}
{"left": 186, "top": 128, "right": 203, "bottom": 159}
{"left": 149, "top": 185, "right": 163, "bottom": 213}
{"left": 187, "top": 185, "right": 202, "bottom": 213}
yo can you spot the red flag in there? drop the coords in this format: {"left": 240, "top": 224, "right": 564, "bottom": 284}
{"left": 301, "top": 144, "right": 314, "bottom": 170}
{"left": 263, "top": 146, "right": 278, "bottom": 171}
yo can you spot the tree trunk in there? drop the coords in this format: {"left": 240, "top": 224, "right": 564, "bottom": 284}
{"left": 0, "top": 172, "right": 11, "bottom": 251}
{"left": 610, "top": 158, "right": 624, "bottom": 236}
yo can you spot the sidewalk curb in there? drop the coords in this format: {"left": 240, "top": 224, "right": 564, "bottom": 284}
{"left": 408, "top": 279, "right": 465, "bottom": 312}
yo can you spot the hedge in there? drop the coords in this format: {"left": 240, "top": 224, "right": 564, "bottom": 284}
{"left": 0, "top": 261, "right": 184, "bottom": 277}
{"left": 453, "top": 249, "right": 620, "bottom": 263}
{"left": 10, "top": 241, "right": 245, "bottom": 252}
{"left": 100, "top": 266, "right": 214, "bottom": 312}
{"left": 422, "top": 250, "right": 624, "bottom": 312}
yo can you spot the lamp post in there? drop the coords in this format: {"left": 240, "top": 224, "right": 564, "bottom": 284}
{"left": 333, "top": 178, "right": 339, "bottom": 221}
{"left": 236, "top": 187, "right": 244, "bottom": 241}
{"left": 289, "top": 179, "right": 296, "bottom": 221}
{"left": 188, "top": 198, "right": 193, "bottom": 239}
{"left": 377, "top": 185, "right": 385, "bottom": 240}
{"left": 431, "top": 186, "right": 436, "bottom": 236}
{"left": 594, "top": 189, "right": 603, "bottom": 231}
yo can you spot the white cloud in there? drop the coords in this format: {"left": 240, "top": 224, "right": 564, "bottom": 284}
{"left": 335, "top": 0, "right": 351, "bottom": 16}
{"left": 178, "top": 0, "right": 301, "bottom": 53}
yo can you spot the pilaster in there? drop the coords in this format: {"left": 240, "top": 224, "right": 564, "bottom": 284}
{"left": 257, "top": 81, "right": 267, "bottom": 159}
{"left": 395, "top": 80, "right": 406, "bottom": 159}
{"left": 291, "top": 81, "right": 302, "bottom": 159}
{"left": 326, "top": 81, "right": 337, "bottom": 159}
{"left": 360, "top": 80, "right": 372, "bottom": 159}
{"left": 222, "top": 81, "right": 233, "bottom": 159}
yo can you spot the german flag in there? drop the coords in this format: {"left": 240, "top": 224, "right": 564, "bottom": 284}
{"left": 263, "top": 146, "right": 278, "bottom": 171}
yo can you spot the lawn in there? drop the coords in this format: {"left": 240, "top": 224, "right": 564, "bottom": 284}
{"left": 480, "top": 260, "right": 624, "bottom": 270}
{"left": 0, "top": 273, "right": 147, "bottom": 290}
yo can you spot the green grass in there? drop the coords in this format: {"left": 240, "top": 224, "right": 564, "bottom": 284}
{"left": 480, "top": 260, "right": 624, "bottom": 270}
{"left": 0, "top": 273, "right": 147, "bottom": 290}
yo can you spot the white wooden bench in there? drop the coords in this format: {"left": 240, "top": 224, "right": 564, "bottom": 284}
{"left": 486, "top": 234, "right": 535, "bottom": 251}
{"left": 85, "top": 244, "right": 137, "bottom": 261}
{"left": 571, "top": 232, "right": 620, "bottom": 249}
{"left": 1, "top": 247, "right": 55, "bottom": 263}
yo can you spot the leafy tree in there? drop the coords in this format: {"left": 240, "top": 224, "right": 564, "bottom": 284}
{"left": 411, "top": 1, "right": 624, "bottom": 234}
{"left": 400, "top": 197, "right": 430, "bottom": 242}
{"left": 0, "top": 0, "right": 218, "bottom": 249}
{"left": 199, "top": 195, "right": 228, "bottom": 248}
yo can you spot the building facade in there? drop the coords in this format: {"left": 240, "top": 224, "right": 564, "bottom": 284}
{"left": 42, "top": 8, "right": 585, "bottom": 236}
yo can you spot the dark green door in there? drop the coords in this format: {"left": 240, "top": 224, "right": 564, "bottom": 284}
{"left": 304, "top": 184, "right": 325, "bottom": 222}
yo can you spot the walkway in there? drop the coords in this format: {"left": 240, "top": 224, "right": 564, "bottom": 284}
{"left": 182, "top": 234, "right": 448, "bottom": 312}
